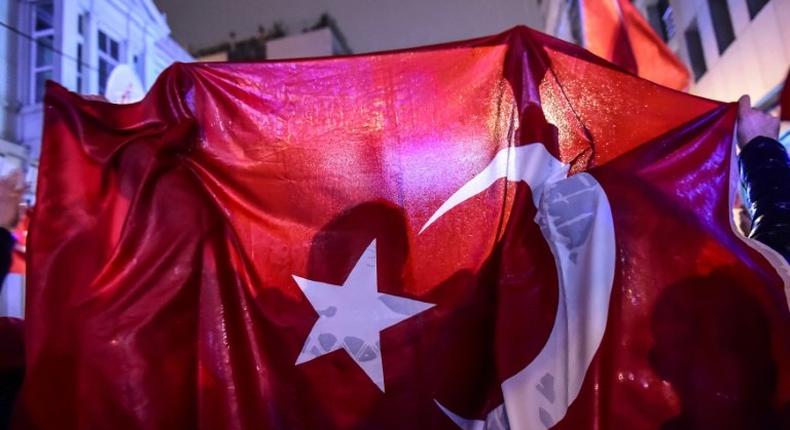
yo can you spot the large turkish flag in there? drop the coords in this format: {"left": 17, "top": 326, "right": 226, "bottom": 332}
{"left": 18, "top": 27, "right": 789, "bottom": 429}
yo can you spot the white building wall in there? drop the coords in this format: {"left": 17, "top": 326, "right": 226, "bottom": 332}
{"left": 669, "top": 0, "right": 790, "bottom": 104}
{"left": 266, "top": 28, "right": 335, "bottom": 60}
{"left": 542, "top": 0, "right": 575, "bottom": 43}
{"left": 12, "top": 0, "right": 191, "bottom": 161}
{"left": 542, "top": 0, "right": 789, "bottom": 106}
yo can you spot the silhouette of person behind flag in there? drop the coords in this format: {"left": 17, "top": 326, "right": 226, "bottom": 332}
{"left": 650, "top": 268, "right": 789, "bottom": 430}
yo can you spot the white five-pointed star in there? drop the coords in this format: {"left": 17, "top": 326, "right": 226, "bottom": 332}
{"left": 293, "top": 239, "right": 435, "bottom": 392}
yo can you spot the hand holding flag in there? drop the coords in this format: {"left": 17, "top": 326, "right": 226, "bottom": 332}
{"left": 737, "top": 95, "right": 780, "bottom": 149}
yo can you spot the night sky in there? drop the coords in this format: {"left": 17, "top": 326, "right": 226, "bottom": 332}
{"left": 153, "top": 0, "right": 541, "bottom": 54}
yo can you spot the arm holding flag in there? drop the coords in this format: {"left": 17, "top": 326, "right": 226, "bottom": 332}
{"left": 737, "top": 95, "right": 790, "bottom": 262}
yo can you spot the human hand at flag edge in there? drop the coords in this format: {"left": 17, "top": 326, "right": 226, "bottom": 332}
{"left": 737, "top": 95, "right": 780, "bottom": 150}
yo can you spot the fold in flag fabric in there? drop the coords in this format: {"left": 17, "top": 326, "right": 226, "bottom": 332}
{"left": 781, "top": 69, "right": 790, "bottom": 121}
{"left": 581, "top": 0, "right": 691, "bottom": 90}
{"left": 21, "top": 26, "right": 790, "bottom": 429}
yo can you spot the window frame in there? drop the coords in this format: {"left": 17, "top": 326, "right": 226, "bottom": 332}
{"left": 707, "top": 0, "right": 736, "bottom": 55}
{"left": 30, "top": 1, "right": 55, "bottom": 104}
{"left": 76, "top": 13, "right": 86, "bottom": 93}
{"left": 97, "top": 29, "right": 121, "bottom": 96}
{"left": 746, "top": 0, "right": 770, "bottom": 19}
{"left": 684, "top": 19, "right": 708, "bottom": 82}
{"left": 648, "top": 0, "right": 674, "bottom": 42}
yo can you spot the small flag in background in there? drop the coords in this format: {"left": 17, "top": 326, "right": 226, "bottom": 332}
{"left": 581, "top": 0, "right": 690, "bottom": 90}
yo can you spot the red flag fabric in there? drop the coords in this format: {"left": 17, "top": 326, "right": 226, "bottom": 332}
{"left": 781, "top": 69, "right": 790, "bottom": 121}
{"left": 19, "top": 27, "right": 789, "bottom": 429}
{"left": 582, "top": 0, "right": 691, "bottom": 90}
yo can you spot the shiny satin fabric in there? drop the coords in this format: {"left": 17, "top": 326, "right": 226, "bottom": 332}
{"left": 782, "top": 69, "right": 790, "bottom": 121}
{"left": 20, "top": 27, "right": 790, "bottom": 429}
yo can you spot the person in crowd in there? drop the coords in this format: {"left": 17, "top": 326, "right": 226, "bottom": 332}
{"left": 0, "top": 168, "right": 24, "bottom": 430}
{"left": 651, "top": 268, "right": 787, "bottom": 430}
{"left": 0, "top": 169, "right": 23, "bottom": 285}
{"left": 737, "top": 95, "right": 790, "bottom": 263}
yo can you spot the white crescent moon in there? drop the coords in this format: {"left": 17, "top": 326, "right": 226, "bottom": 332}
{"left": 434, "top": 400, "right": 486, "bottom": 430}
{"left": 419, "top": 144, "right": 569, "bottom": 233}
{"left": 424, "top": 144, "right": 616, "bottom": 430}
{"left": 434, "top": 400, "right": 509, "bottom": 430}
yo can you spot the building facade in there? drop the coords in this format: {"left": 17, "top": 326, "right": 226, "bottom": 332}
{"left": 0, "top": 0, "right": 192, "bottom": 317}
{"left": 4, "top": 0, "right": 191, "bottom": 161}
{"left": 1, "top": 0, "right": 191, "bottom": 164}
{"left": 193, "top": 14, "right": 352, "bottom": 62}
{"left": 542, "top": 0, "right": 790, "bottom": 112}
